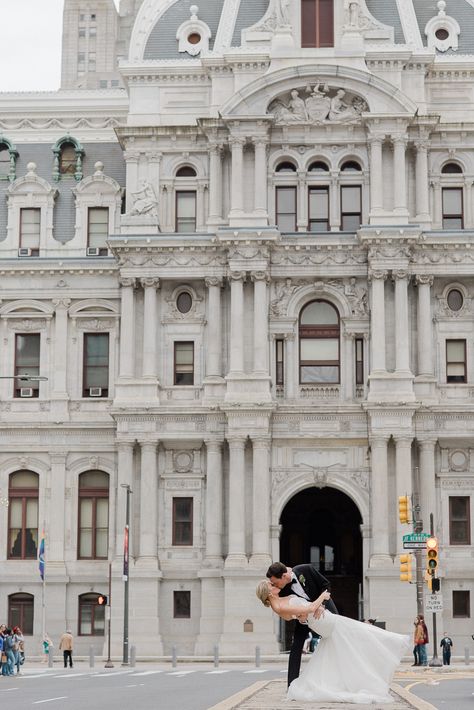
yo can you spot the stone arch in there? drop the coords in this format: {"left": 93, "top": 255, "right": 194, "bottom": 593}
{"left": 287, "top": 282, "right": 353, "bottom": 321}
{"left": 163, "top": 153, "right": 206, "bottom": 179}
{"left": 69, "top": 300, "right": 118, "bottom": 318}
{"left": 303, "top": 153, "right": 334, "bottom": 172}
{"left": 270, "top": 150, "right": 302, "bottom": 171}
{"left": 0, "top": 300, "right": 54, "bottom": 317}
{"left": 432, "top": 153, "right": 471, "bottom": 174}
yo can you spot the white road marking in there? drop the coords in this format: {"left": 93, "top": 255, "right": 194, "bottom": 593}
{"left": 19, "top": 675, "right": 50, "bottom": 679}
{"left": 244, "top": 669, "right": 269, "bottom": 674}
{"left": 54, "top": 673, "right": 89, "bottom": 679}
{"left": 93, "top": 670, "right": 134, "bottom": 677}
{"left": 133, "top": 670, "right": 162, "bottom": 676}
{"left": 33, "top": 697, "right": 68, "bottom": 705}
{"left": 205, "top": 670, "right": 230, "bottom": 674}
{"left": 0, "top": 687, "right": 19, "bottom": 691}
{"left": 125, "top": 684, "right": 137, "bottom": 687}
{"left": 168, "top": 670, "right": 196, "bottom": 676}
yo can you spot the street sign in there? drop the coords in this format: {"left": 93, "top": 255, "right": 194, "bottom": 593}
{"left": 425, "top": 593, "right": 443, "bottom": 613}
{"left": 403, "top": 532, "right": 430, "bottom": 549}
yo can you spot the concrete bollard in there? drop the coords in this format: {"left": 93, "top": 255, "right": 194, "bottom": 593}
{"left": 213, "top": 645, "right": 219, "bottom": 668}
{"left": 171, "top": 646, "right": 177, "bottom": 668}
{"left": 130, "top": 645, "right": 136, "bottom": 667}
{"left": 464, "top": 647, "right": 470, "bottom": 665}
{"left": 255, "top": 646, "right": 261, "bottom": 668}
{"left": 89, "top": 646, "right": 95, "bottom": 668}
{"left": 48, "top": 650, "right": 53, "bottom": 668}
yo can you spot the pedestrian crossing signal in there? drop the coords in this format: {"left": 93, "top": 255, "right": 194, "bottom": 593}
{"left": 400, "top": 553, "right": 413, "bottom": 582}
{"left": 97, "top": 594, "right": 108, "bottom": 605}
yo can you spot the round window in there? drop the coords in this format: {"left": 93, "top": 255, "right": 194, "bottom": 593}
{"left": 177, "top": 292, "right": 192, "bottom": 313}
{"left": 435, "top": 28, "right": 449, "bottom": 40}
{"left": 447, "top": 288, "right": 463, "bottom": 312}
{"left": 188, "top": 32, "right": 201, "bottom": 45}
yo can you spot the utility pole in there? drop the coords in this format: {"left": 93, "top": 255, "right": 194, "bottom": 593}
{"left": 121, "top": 484, "right": 132, "bottom": 666}
{"left": 412, "top": 467, "right": 424, "bottom": 617}
{"left": 428, "top": 513, "right": 442, "bottom": 667}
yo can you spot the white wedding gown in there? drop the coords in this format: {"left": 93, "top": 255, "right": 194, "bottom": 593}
{"left": 287, "top": 597, "right": 410, "bottom": 704}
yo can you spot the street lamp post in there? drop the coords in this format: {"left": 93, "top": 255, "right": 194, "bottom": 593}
{"left": 121, "top": 484, "right": 132, "bottom": 665}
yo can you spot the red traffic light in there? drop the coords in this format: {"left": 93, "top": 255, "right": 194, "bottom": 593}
{"left": 97, "top": 594, "right": 108, "bottom": 605}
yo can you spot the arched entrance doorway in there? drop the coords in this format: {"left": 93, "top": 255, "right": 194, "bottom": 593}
{"left": 279, "top": 486, "right": 362, "bottom": 648}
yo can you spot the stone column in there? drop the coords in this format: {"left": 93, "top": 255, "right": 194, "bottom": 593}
{"left": 416, "top": 275, "right": 434, "bottom": 376}
{"left": 138, "top": 441, "right": 159, "bottom": 561}
{"left": 140, "top": 278, "right": 160, "bottom": 378}
{"left": 253, "top": 139, "right": 268, "bottom": 217}
{"left": 395, "top": 436, "right": 413, "bottom": 553}
{"left": 369, "top": 437, "right": 390, "bottom": 560}
{"left": 147, "top": 151, "right": 162, "bottom": 190}
{"left": 368, "top": 136, "right": 383, "bottom": 217}
{"left": 392, "top": 135, "right": 408, "bottom": 214}
{"left": 228, "top": 271, "right": 246, "bottom": 374}
{"left": 119, "top": 277, "right": 136, "bottom": 378}
{"left": 251, "top": 271, "right": 269, "bottom": 374}
{"left": 48, "top": 452, "right": 67, "bottom": 561}
{"left": 208, "top": 143, "right": 223, "bottom": 225}
{"left": 330, "top": 173, "right": 340, "bottom": 230}
{"left": 431, "top": 180, "right": 442, "bottom": 228}
{"left": 226, "top": 437, "right": 247, "bottom": 567}
{"left": 229, "top": 137, "right": 245, "bottom": 217}
{"left": 196, "top": 182, "right": 206, "bottom": 231}
{"left": 52, "top": 298, "right": 71, "bottom": 398}
{"left": 204, "top": 439, "right": 224, "bottom": 564}
{"left": 368, "top": 270, "right": 387, "bottom": 373}
{"left": 115, "top": 441, "right": 134, "bottom": 557}
{"left": 418, "top": 439, "right": 437, "bottom": 529}
{"left": 393, "top": 270, "right": 411, "bottom": 373}
{"left": 414, "top": 140, "right": 430, "bottom": 223}
{"left": 250, "top": 436, "right": 272, "bottom": 567}
{"left": 285, "top": 333, "right": 297, "bottom": 398}
{"left": 124, "top": 150, "right": 140, "bottom": 213}
{"left": 205, "top": 277, "right": 223, "bottom": 379}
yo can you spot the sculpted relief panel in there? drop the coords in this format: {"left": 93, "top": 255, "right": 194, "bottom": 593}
{"left": 268, "top": 83, "right": 369, "bottom": 125}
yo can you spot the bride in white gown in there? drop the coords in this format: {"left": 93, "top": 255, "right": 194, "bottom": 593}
{"left": 256, "top": 580, "right": 410, "bottom": 704}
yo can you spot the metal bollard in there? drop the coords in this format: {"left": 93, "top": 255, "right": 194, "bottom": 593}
{"left": 171, "top": 645, "right": 177, "bottom": 668}
{"left": 48, "top": 650, "right": 53, "bottom": 668}
{"left": 255, "top": 645, "right": 261, "bottom": 668}
{"left": 130, "top": 645, "right": 136, "bottom": 668}
{"left": 89, "top": 646, "right": 95, "bottom": 668}
{"left": 464, "top": 647, "right": 470, "bottom": 665}
{"left": 213, "top": 645, "right": 219, "bottom": 668}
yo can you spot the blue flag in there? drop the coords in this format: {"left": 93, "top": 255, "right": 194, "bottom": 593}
{"left": 38, "top": 534, "right": 45, "bottom": 581}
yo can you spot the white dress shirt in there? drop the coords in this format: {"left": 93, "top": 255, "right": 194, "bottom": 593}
{"left": 291, "top": 572, "right": 310, "bottom": 601}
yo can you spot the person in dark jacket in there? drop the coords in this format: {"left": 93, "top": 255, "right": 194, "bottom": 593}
{"left": 440, "top": 632, "right": 453, "bottom": 665}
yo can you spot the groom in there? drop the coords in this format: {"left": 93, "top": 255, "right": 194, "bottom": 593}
{"left": 266, "top": 561, "right": 338, "bottom": 687}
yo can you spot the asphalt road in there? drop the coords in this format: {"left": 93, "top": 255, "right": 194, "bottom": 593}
{"left": 399, "top": 675, "right": 474, "bottom": 710}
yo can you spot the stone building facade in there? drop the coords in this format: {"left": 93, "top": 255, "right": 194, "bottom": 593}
{"left": 0, "top": 0, "right": 473, "bottom": 656}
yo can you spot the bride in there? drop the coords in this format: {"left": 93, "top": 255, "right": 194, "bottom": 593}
{"left": 256, "top": 580, "right": 410, "bottom": 704}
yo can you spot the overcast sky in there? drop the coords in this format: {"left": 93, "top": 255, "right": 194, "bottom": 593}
{"left": 0, "top": 0, "right": 119, "bottom": 92}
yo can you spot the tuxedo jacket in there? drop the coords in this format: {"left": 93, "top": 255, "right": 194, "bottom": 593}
{"left": 279, "top": 564, "right": 338, "bottom": 614}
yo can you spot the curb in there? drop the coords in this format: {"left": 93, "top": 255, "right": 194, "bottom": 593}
{"left": 207, "top": 680, "right": 269, "bottom": 710}
{"left": 391, "top": 683, "right": 438, "bottom": 710}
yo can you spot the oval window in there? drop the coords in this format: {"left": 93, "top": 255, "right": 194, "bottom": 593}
{"left": 447, "top": 289, "right": 463, "bottom": 312}
{"left": 177, "top": 292, "right": 192, "bottom": 314}
{"left": 188, "top": 32, "right": 201, "bottom": 45}
{"left": 435, "top": 28, "right": 449, "bottom": 40}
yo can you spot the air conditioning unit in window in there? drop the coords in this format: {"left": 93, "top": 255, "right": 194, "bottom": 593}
{"left": 20, "top": 387, "right": 34, "bottom": 398}
{"left": 89, "top": 387, "right": 102, "bottom": 397}
{"left": 18, "top": 248, "right": 32, "bottom": 257}
{"left": 86, "top": 247, "right": 101, "bottom": 256}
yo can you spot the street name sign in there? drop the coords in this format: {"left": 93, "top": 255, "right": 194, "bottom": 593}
{"left": 403, "top": 532, "right": 430, "bottom": 550}
{"left": 425, "top": 594, "right": 443, "bottom": 613}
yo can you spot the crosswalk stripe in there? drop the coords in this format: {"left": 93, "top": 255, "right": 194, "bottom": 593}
{"left": 133, "top": 671, "right": 162, "bottom": 676}
{"left": 93, "top": 671, "right": 134, "bottom": 677}
{"left": 168, "top": 671, "right": 195, "bottom": 676}
{"left": 54, "top": 673, "right": 89, "bottom": 678}
{"left": 205, "top": 670, "right": 230, "bottom": 675}
{"left": 244, "top": 669, "right": 269, "bottom": 674}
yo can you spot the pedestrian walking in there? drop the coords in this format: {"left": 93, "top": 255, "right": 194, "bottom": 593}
{"left": 440, "top": 632, "right": 453, "bottom": 665}
{"left": 412, "top": 616, "right": 420, "bottom": 666}
{"left": 417, "top": 615, "right": 429, "bottom": 666}
{"left": 59, "top": 629, "right": 74, "bottom": 668}
{"left": 42, "top": 633, "right": 53, "bottom": 662}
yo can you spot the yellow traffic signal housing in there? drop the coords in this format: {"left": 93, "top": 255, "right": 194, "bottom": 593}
{"left": 398, "top": 495, "right": 410, "bottom": 524}
{"left": 400, "top": 553, "right": 413, "bottom": 582}
{"left": 426, "top": 536, "right": 439, "bottom": 576}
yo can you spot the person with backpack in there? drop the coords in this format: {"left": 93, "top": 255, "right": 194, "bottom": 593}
{"left": 440, "top": 632, "right": 453, "bottom": 665}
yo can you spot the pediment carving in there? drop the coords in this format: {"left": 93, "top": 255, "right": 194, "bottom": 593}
{"left": 268, "top": 84, "right": 369, "bottom": 125}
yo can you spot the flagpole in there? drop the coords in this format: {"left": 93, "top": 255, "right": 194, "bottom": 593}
{"left": 39, "top": 528, "right": 46, "bottom": 643}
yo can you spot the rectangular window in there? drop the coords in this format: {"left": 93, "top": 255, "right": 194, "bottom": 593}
{"left": 446, "top": 339, "right": 466, "bottom": 383}
{"left": 301, "top": 0, "right": 334, "bottom": 48}
{"left": 308, "top": 187, "right": 329, "bottom": 231}
{"left": 276, "top": 186, "right": 297, "bottom": 232}
{"left": 79, "top": 596, "right": 105, "bottom": 636}
{"left": 174, "top": 341, "right": 194, "bottom": 385}
{"left": 20, "top": 208, "right": 40, "bottom": 255}
{"left": 14, "top": 333, "right": 40, "bottom": 398}
{"left": 340, "top": 185, "right": 362, "bottom": 231}
{"left": 449, "top": 496, "right": 470, "bottom": 545}
{"left": 172, "top": 497, "right": 193, "bottom": 546}
{"left": 176, "top": 191, "right": 196, "bottom": 232}
{"left": 453, "top": 590, "right": 470, "bottom": 618}
{"left": 83, "top": 333, "right": 109, "bottom": 397}
{"left": 355, "top": 337, "right": 364, "bottom": 385}
{"left": 87, "top": 207, "right": 109, "bottom": 253}
{"left": 442, "top": 188, "right": 463, "bottom": 229}
{"left": 79, "top": 27, "right": 86, "bottom": 38}
{"left": 300, "top": 337, "right": 339, "bottom": 383}
{"left": 173, "top": 591, "right": 191, "bottom": 618}
{"left": 276, "top": 339, "right": 284, "bottom": 386}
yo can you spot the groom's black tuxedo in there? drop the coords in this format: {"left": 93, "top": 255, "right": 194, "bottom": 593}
{"left": 280, "top": 564, "right": 338, "bottom": 687}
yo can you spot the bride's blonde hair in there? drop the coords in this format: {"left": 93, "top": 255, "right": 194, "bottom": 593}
{"left": 256, "top": 580, "right": 271, "bottom": 607}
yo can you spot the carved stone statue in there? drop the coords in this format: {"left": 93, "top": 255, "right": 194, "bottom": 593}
{"left": 275, "top": 0, "right": 291, "bottom": 26}
{"left": 345, "top": 278, "right": 369, "bottom": 317}
{"left": 130, "top": 181, "right": 160, "bottom": 221}
{"left": 305, "top": 83, "right": 331, "bottom": 122}
{"left": 269, "top": 85, "right": 368, "bottom": 124}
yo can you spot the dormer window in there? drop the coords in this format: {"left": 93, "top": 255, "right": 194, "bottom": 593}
{"left": 425, "top": 0, "right": 460, "bottom": 52}
{"left": 176, "top": 5, "right": 211, "bottom": 56}
{"left": 52, "top": 136, "right": 84, "bottom": 182}
{"left": 60, "top": 143, "right": 77, "bottom": 176}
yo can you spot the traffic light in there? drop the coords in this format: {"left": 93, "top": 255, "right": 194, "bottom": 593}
{"left": 97, "top": 594, "right": 108, "bottom": 605}
{"left": 398, "top": 495, "right": 410, "bottom": 524}
{"left": 426, "top": 536, "right": 439, "bottom": 576}
{"left": 400, "top": 553, "right": 413, "bottom": 582}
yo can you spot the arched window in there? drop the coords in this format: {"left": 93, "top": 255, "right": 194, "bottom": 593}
{"left": 441, "top": 162, "right": 463, "bottom": 174}
{"left": 8, "top": 593, "right": 34, "bottom": 635}
{"left": 52, "top": 137, "right": 84, "bottom": 182}
{"left": 176, "top": 166, "right": 197, "bottom": 177}
{"left": 0, "top": 143, "right": 11, "bottom": 178}
{"left": 275, "top": 161, "right": 297, "bottom": 173}
{"left": 78, "top": 471, "right": 109, "bottom": 559}
{"left": 78, "top": 593, "right": 105, "bottom": 636}
{"left": 301, "top": 0, "right": 334, "bottom": 48}
{"left": 308, "top": 161, "right": 329, "bottom": 173}
{"left": 60, "top": 142, "right": 77, "bottom": 175}
{"left": 341, "top": 160, "right": 361, "bottom": 172}
{"left": 8, "top": 471, "right": 39, "bottom": 559}
{"left": 299, "top": 300, "right": 340, "bottom": 384}
{"left": 175, "top": 166, "right": 197, "bottom": 231}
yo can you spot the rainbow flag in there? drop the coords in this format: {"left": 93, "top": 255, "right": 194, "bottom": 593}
{"left": 38, "top": 533, "right": 45, "bottom": 581}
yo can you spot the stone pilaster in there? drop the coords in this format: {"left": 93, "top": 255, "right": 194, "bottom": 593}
{"left": 225, "top": 437, "right": 247, "bottom": 568}
{"left": 395, "top": 436, "right": 413, "bottom": 553}
{"left": 369, "top": 436, "right": 391, "bottom": 564}
{"left": 138, "top": 441, "right": 159, "bottom": 566}
{"left": 392, "top": 134, "right": 408, "bottom": 218}
{"left": 140, "top": 277, "right": 160, "bottom": 379}
{"left": 249, "top": 435, "right": 271, "bottom": 568}
{"left": 204, "top": 439, "right": 224, "bottom": 565}
{"left": 368, "top": 136, "right": 383, "bottom": 220}
{"left": 118, "top": 277, "right": 136, "bottom": 379}
{"left": 414, "top": 140, "right": 431, "bottom": 224}
{"left": 228, "top": 271, "right": 246, "bottom": 375}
